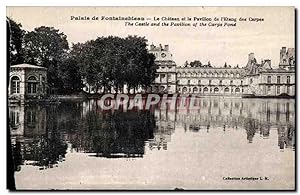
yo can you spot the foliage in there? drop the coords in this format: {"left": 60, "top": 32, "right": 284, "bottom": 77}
{"left": 7, "top": 17, "right": 25, "bottom": 65}
{"left": 72, "top": 35, "right": 156, "bottom": 93}
{"left": 190, "top": 60, "right": 202, "bottom": 67}
{"left": 22, "top": 26, "right": 69, "bottom": 90}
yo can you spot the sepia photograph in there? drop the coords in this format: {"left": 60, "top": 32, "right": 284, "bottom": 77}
{"left": 6, "top": 6, "right": 295, "bottom": 190}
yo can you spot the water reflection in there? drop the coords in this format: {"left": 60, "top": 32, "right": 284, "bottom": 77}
{"left": 76, "top": 110, "right": 155, "bottom": 158}
{"left": 9, "top": 98, "right": 295, "bottom": 172}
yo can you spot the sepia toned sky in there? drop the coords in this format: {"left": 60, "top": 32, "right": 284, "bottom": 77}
{"left": 7, "top": 6, "right": 295, "bottom": 67}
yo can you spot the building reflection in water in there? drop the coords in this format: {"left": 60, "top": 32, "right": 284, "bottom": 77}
{"left": 9, "top": 97, "right": 295, "bottom": 171}
{"left": 10, "top": 104, "right": 68, "bottom": 172}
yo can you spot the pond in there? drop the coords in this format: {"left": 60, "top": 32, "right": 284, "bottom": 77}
{"left": 9, "top": 97, "right": 295, "bottom": 190}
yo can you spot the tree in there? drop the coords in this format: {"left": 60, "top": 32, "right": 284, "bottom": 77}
{"left": 123, "top": 36, "right": 156, "bottom": 93}
{"left": 7, "top": 17, "right": 24, "bottom": 65}
{"left": 73, "top": 35, "right": 156, "bottom": 94}
{"left": 190, "top": 60, "right": 202, "bottom": 68}
{"left": 23, "top": 26, "right": 69, "bottom": 91}
{"left": 58, "top": 57, "right": 83, "bottom": 94}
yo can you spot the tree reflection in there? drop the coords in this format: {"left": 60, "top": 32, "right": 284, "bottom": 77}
{"left": 22, "top": 133, "right": 67, "bottom": 169}
{"left": 73, "top": 110, "right": 155, "bottom": 158}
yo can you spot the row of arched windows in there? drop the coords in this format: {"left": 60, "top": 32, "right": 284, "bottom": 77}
{"left": 10, "top": 75, "right": 46, "bottom": 95}
{"left": 179, "top": 87, "right": 241, "bottom": 93}
{"left": 179, "top": 79, "right": 243, "bottom": 86}
{"left": 177, "top": 72, "right": 241, "bottom": 78}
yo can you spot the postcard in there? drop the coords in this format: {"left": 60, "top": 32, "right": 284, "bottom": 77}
{"left": 7, "top": 6, "right": 295, "bottom": 190}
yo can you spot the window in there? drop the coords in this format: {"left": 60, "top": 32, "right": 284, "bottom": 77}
{"left": 287, "top": 86, "right": 290, "bottom": 94}
{"left": 267, "top": 86, "right": 271, "bottom": 92}
{"left": 203, "top": 87, "right": 209, "bottom": 93}
{"left": 235, "top": 88, "right": 240, "bottom": 93}
{"left": 241, "top": 80, "right": 243, "bottom": 85}
{"left": 198, "top": 80, "right": 201, "bottom": 85}
{"left": 209, "top": 80, "right": 212, "bottom": 85}
{"left": 250, "top": 78, "right": 253, "bottom": 84}
{"left": 219, "top": 80, "right": 222, "bottom": 85}
{"left": 11, "top": 76, "right": 20, "bottom": 94}
{"left": 193, "top": 87, "right": 198, "bottom": 93}
{"left": 188, "top": 80, "right": 190, "bottom": 85}
{"left": 230, "top": 80, "right": 233, "bottom": 85}
{"left": 160, "top": 74, "right": 166, "bottom": 82}
{"left": 277, "top": 86, "right": 280, "bottom": 94}
{"left": 27, "top": 76, "right": 38, "bottom": 94}
{"left": 277, "top": 76, "right": 280, "bottom": 84}
{"left": 167, "top": 74, "right": 172, "bottom": 81}
{"left": 214, "top": 87, "right": 219, "bottom": 93}
{"left": 287, "top": 76, "right": 290, "bottom": 84}
{"left": 10, "top": 111, "right": 19, "bottom": 127}
{"left": 267, "top": 76, "right": 271, "bottom": 84}
{"left": 224, "top": 87, "right": 229, "bottom": 92}
{"left": 27, "top": 110, "right": 36, "bottom": 127}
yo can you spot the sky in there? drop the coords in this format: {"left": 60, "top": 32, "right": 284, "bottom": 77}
{"left": 6, "top": 6, "right": 295, "bottom": 67}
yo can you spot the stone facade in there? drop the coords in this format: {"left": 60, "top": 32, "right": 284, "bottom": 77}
{"left": 151, "top": 44, "right": 295, "bottom": 97}
{"left": 149, "top": 44, "right": 177, "bottom": 94}
{"left": 9, "top": 64, "right": 47, "bottom": 100}
{"left": 176, "top": 67, "right": 245, "bottom": 95}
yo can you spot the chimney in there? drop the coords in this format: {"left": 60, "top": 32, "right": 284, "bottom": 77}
{"left": 164, "top": 45, "right": 169, "bottom": 51}
{"left": 150, "top": 43, "right": 155, "bottom": 50}
{"left": 265, "top": 59, "right": 271, "bottom": 66}
{"left": 248, "top": 52, "right": 255, "bottom": 62}
{"left": 282, "top": 47, "right": 286, "bottom": 52}
{"left": 159, "top": 44, "right": 162, "bottom": 50}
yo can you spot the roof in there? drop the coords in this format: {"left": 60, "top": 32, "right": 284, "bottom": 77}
{"left": 259, "top": 68, "right": 295, "bottom": 74}
{"left": 10, "top": 64, "right": 47, "bottom": 70}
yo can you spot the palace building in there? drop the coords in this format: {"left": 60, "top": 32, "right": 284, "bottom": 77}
{"left": 150, "top": 45, "right": 295, "bottom": 97}
{"left": 8, "top": 64, "right": 48, "bottom": 101}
